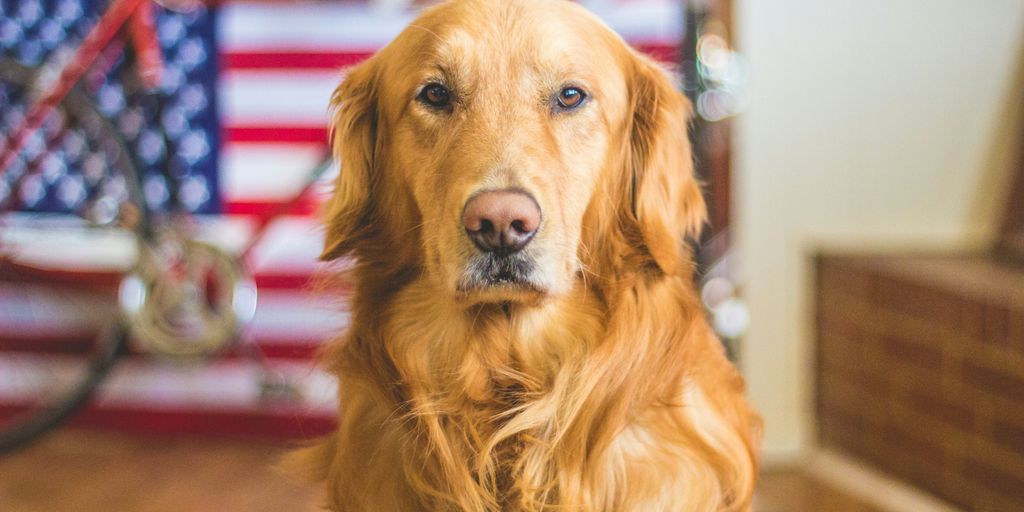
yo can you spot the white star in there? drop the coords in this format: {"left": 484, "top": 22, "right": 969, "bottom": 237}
{"left": 41, "top": 153, "right": 67, "bottom": 185}
{"left": 179, "top": 129, "right": 209, "bottom": 165}
{"left": 158, "top": 15, "right": 186, "bottom": 47}
{"left": 118, "top": 107, "right": 146, "bottom": 139}
{"left": 161, "top": 105, "right": 188, "bottom": 138}
{"left": 144, "top": 174, "right": 170, "bottom": 209}
{"left": 17, "top": 0, "right": 44, "bottom": 28}
{"left": 178, "top": 84, "right": 207, "bottom": 116}
{"left": 18, "top": 174, "right": 45, "bottom": 208}
{"left": 97, "top": 83, "right": 125, "bottom": 117}
{"left": 57, "top": 174, "right": 87, "bottom": 208}
{"left": 82, "top": 151, "right": 107, "bottom": 185}
{"left": 62, "top": 131, "right": 86, "bottom": 161}
{"left": 56, "top": 0, "right": 84, "bottom": 26}
{"left": 160, "top": 64, "right": 185, "bottom": 93}
{"left": 138, "top": 129, "right": 166, "bottom": 164}
{"left": 0, "top": 19, "right": 23, "bottom": 47}
{"left": 177, "top": 37, "right": 206, "bottom": 72}
{"left": 180, "top": 175, "right": 210, "bottom": 211}
{"left": 38, "top": 19, "right": 64, "bottom": 49}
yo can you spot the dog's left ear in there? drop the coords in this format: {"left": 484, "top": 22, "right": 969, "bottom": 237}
{"left": 625, "top": 54, "right": 707, "bottom": 275}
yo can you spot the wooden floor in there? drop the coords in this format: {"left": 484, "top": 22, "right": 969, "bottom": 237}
{"left": 0, "top": 429, "right": 878, "bottom": 512}
{"left": 755, "top": 469, "right": 881, "bottom": 512}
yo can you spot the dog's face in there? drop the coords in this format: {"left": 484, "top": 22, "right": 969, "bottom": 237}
{"left": 322, "top": 0, "right": 705, "bottom": 306}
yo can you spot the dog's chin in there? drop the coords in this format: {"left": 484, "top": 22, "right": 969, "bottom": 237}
{"left": 454, "top": 253, "right": 549, "bottom": 306}
{"left": 457, "top": 284, "right": 547, "bottom": 307}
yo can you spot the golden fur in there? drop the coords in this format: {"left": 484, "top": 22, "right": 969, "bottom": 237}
{"left": 296, "top": 0, "right": 762, "bottom": 510}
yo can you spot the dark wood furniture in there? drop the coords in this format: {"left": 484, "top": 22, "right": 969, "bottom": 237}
{"left": 816, "top": 254, "right": 1024, "bottom": 510}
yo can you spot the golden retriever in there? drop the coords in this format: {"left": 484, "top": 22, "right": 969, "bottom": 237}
{"left": 297, "top": 0, "right": 761, "bottom": 510}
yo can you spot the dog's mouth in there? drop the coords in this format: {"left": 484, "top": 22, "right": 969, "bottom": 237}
{"left": 455, "top": 253, "right": 547, "bottom": 303}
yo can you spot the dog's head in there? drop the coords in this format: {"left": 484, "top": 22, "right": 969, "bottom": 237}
{"left": 321, "top": 0, "right": 705, "bottom": 306}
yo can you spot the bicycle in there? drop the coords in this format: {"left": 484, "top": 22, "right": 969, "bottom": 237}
{"left": 0, "top": 0, "right": 333, "bottom": 452}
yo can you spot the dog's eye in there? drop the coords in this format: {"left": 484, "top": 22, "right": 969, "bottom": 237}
{"left": 419, "top": 83, "right": 451, "bottom": 108}
{"left": 556, "top": 87, "right": 586, "bottom": 110}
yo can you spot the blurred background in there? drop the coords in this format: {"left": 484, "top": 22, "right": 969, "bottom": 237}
{"left": 1, "top": 0, "right": 1023, "bottom": 510}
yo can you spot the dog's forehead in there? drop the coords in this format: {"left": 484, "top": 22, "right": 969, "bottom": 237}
{"left": 399, "top": 0, "right": 618, "bottom": 77}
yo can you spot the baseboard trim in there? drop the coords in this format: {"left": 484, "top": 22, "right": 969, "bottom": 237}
{"left": 759, "top": 445, "right": 805, "bottom": 469}
{"left": 805, "top": 449, "right": 963, "bottom": 512}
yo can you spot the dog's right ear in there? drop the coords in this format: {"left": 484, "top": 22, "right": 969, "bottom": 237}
{"left": 321, "top": 57, "right": 379, "bottom": 261}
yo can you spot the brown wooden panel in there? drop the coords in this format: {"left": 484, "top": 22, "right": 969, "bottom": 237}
{"left": 816, "top": 253, "right": 1024, "bottom": 509}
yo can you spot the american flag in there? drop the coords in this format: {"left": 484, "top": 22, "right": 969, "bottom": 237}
{"left": 0, "top": 0, "right": 685, "bottom": 437}
{"left": 1, "top": 0, "right": 221, "bottom": 215}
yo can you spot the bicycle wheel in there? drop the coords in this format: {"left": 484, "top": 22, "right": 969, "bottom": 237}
{"left": 0, "top": 58, "right": 143, "bottom": 453}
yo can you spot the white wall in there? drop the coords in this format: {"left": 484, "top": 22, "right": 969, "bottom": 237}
{"left": 733, "top": 0, "right": 1024, "bottom": 460}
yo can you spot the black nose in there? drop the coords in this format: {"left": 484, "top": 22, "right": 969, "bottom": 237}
{"left": 462, "top": 189, "right": 541, "bottom": 255}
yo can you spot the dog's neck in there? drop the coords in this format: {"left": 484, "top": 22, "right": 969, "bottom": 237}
{"left": 348, "top": 270, "right": 697, "bottom": 420}
{"left": 376, "top": 279, "right": 607, "bottom": 405}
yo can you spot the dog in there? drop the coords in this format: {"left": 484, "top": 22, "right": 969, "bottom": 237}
{"left": 296, "top": 0, "right": 761, "bottom": 510}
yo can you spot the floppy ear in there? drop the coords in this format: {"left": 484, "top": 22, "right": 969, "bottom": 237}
{"left": 625, "top": 54, "right": 707, "bottom": 275}
{"left": 321, "top": 58, "right": 379, "bottom": 261}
